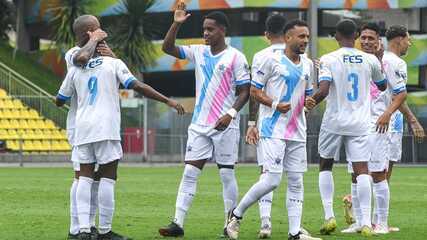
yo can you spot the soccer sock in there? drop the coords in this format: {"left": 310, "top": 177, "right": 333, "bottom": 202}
{"left": 351, "top": 183, "right": 362, "bottom": 226}
{"left": 174, "top": 164, "right": 201, "bottom": 228}
{"left": 286, "top": 172, "right": 304, "bottom": 236}
{"left": 356, "top": 174, "right": 372, "bottom": 227}
{"left": 76, "top": 176, "right": 93, "bottom": 233}
{"left": 373, "top": 180, "right": 389, "bottom": 226}
{"left": 70, "top": 179, "right": 79, "bottom": 235}
{"left": 258, "top": 173, "right": 273, "bottom": 227}
{"left": 219, "top": 168, "right": 238, "bottom": 228}
{"left": 233, "top": 172, "right": 282, "bottom": 218}
{"left": 89, "top": 180, "right": 99, "bottom": 228}
{"left": 319, "top": 171, "right": 335, "bottom": 220}
{"left": 98, "top": 178, "right": 116, "bottom": 234}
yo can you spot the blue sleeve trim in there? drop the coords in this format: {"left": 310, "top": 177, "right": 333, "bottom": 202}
{"left": 57, "top": 93, "right": 71, "bottom": 101}
{"left": 124, "top": 77, "right": 137, "bottom": 89}
{"left": 251, "top": 81, "right": 264, "bottom": 89}
{"left": 236, "top": 79, "right": 250, "bottom": 86}
{"left": 318, "top": 76, "right": 332, "bottom": 82}
{"left": 305, "top": 89, "right": 314, "bottom": 96}
{"left": 178, "top": 46, "right": 186, "bottom": 59}
{"left": 393, "top": 86, "right": 406, "bottom": 94}
{"left": 375, "top": 78, "right": 387, "bottom": 86}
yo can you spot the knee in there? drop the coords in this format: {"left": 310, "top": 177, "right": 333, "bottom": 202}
{"left": 219, "top": 167, "right": 235, "bottom": 184}
{"left": 287, "top": 172, "right": 303, "bottom": 193}
{"left": 264, "top": 172, "right": 282, "bottom": 189}
{"left": 183, "top": 164, "right": 202, "bottom": 183}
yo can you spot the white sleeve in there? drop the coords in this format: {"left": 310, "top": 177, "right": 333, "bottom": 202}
{"left": 305, "top": 59, "right": 314, "bottom": 96}
{"left": 115, "top": 60, "right": 137, "bottom": 89}
{"left": 64, "top": 47, "right": 81, "bottom": 69}
{"left": 251, "top": 55, "right": 271, "bottom": 89}
{"left": 385, "top": 60, "right": 407, "bottom": 94}
{"left": 233, "top": 52, "right": 251, "bottom": 86}
{"left": 369, "top": 55, "right": 386, "bottom": 86}
{"left": 318, "top": 55, "right": 333, "bottom": 82}
{"left": 57, "top": 69, "right": 75, "bottom": 100}
{"left": 177, "top": 44, "right": 200, "bottom": 62}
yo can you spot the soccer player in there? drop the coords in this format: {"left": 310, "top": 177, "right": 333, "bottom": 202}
{"left": 158, "top": 2, "right": 250, "bottom": 237}
{"left": 56, "top": 15, "right": 185, "bottom": 240}
{"left": 246, "top": 13, "right": 286, "bottom": 239}
{"left": 227, "top": 19, "right": 320, "bottom": 240}
{"left": 305, "top": 19, "right": 386, "bottom": 237}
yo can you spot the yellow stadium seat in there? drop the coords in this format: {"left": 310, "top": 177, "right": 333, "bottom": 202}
{"left": 34, "top": 129, "right": 44, "bottom": 139}
{"left": 12, "top": 99, "right": 24, "bottom": 109}
{"left": 51, "top": 140, "right": 61, "bottom": 151}
{"left": 0, "top": 129, "right": 8, "bottom": 140}
{"left": 18, "top": 119, "right": 29, "bottom": 129}
{"left": 11, "top": 109, "right": 20, "bottom": 119}
{"left": 41, "top": 140, "right": 51, "bottom": 151}
{"left": 17, "top": 129, "right": 27, "bottom": 139}
{"left": 32, "top": 140, "right": 43, "bottom": 151}
{"left": 27, "top": 119, "right": 37, "bottom": 129}
{"left": 7, "top": 129, "right": 18, "bottom": 139}
{"left": 45, "top": 119, "right": 56, "bottom": 129}
{"left": 6, "top": 140, "right": 19, "bottom": 151}
{"left": 18, "top": 109, "right": 29, "bottom": 119}
{"left": 0, "top": 119, "right": 11, "bottom": 129}
{"left": 2, "top": 109, "right": 12, "bottom": 119}
{"left": 0, "top": 110, "right": 4, "bottom": 119}
{"left": 25, "top": 129, "right": 36, "bottom": 139}
{"left": 35, "top": 119, "right": 47, "bottom": 129}
{"left": 28, "top": 109, "right": 40, "bottom": 119}
{"left": 9, "top": 119, "right": 19, "bottom": 129}
{"left": 4, "top": 99, "right": 14, "bottom": 109}
{"left": 0, "top": 88, "right": 8, "bottom": 99}
{"left": 51, "top": 129, "right": 62, "bottom": 140}
{"left": 22, "top": 140, "right": 35, "bottom": 151}
{"left": 0, "top": 100, "right": 4, "bottom": 108}
{"left": 59, "top": 140, "right": 71, "bottom": 151}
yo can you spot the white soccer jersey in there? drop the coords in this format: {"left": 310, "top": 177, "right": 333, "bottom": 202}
{"left": 370, "top": 51, "right": 407, "bottom": 133}
{"left": 58, "top": 56, "right": 136, "bottom": 145}
{"left": 65, "top": 46, "right": 81, "bottom": 69}
{"left": 251, "top": 43, "right": 286, "bottom": 75}
{"left": 252, "top": 52, "right": 314, "bottom": 142}
{"left": 178, "top": 45, "right": 250, "bottom": 129}
{"left": 382, "top": 51, "right": 407, "bottom": 133}
{"left": 319, "top": 47, "right": 385, "bottom": 136}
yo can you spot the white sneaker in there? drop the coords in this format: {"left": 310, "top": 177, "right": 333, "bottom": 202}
{"left": 373, "top": 224, "right": 389, "bottom": 234}
{"left": 341, "top": 223, "right": 361, "bottom": 233}
{"left": 289, "top": 233, "right": 322, "bottom": 240}
{"left": 226, "top": 216, "right": 241, "bottom": 240}
{"left": 258, "top": 224, "right": 271, "bottom": 239}
{"left": 388, "top": 226, "right": 400, "bottom": 232}
{"left": 300, "top": 227, "right": 311, "bottom": 236}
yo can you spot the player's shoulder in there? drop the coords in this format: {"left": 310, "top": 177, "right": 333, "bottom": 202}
{"left": 65, "top": 46, "right": 80, "bottom": 56}
{"left": 228, "top": 46, "right": 248, "bottom": 61}
{"left": 300, "top": 54, "right": 313, "bottom": 65}
{"left": 383, "top": 51, "right": 406, "bottom": 66}
{"left": 320, "top": 51, "right": 339, "bottom": 63}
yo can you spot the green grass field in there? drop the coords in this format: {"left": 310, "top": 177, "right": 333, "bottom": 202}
{"left": 0, "top": 165, "right": 426, "bottom": 239}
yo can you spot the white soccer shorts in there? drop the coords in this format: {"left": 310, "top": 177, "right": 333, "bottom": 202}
{"left": 388, "top": 132, "right": 403, "bottom": 162}
{"left": 318, "top": 129, "right": 370, "bottom": 163}
{"left": 258, "top": 137, "right": 307, "bottom": 173}
{"left": 75, "top": 140, "right": 123, "bottom": 165}
{"left": 368, "top": 133, "right": 389, "bottom": 172}
{"left": 184, "top": 124, "right": 240, "bottom": 165}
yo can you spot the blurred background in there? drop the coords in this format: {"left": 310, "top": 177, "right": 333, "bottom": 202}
{"left": 0, "top": 0, "right": 426, "bottom": 164}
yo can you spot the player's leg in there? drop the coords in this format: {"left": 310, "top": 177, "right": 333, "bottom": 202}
{"left": 68, "top": 167, "right": 80, "bottom": 240}
{"left": 342, "top": 172, "right": 362, "bottom": 233}
{"left": 226, "top": 138, "right": 284, "bottom": 240}
{"left": 89, "top": 169, "right": 100, "bottom": 236}
{"left": 346, "top": 135, "right": 374, "bottom": 237}
{"left": 159, "top": 125, "right": 211, "bottom": 237}
{"left": 258, "top": 167, "right": 274, "bottom": 238}
{"left": 318, "top": 130, "right": 341, "bottom": 234}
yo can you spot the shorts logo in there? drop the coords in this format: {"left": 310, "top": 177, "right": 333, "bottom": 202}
{"left": 187, "top": 146, "right": 192, "bottom": 152}
{"left": 220, "top": 154, "right": 231, "bottom": 157}
{"left": 275, "top": 158, "right": 281, "bottom": 164}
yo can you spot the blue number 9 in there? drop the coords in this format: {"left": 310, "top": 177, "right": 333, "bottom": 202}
{"left": 347, "top": 73, "right": 358, "bottom": 101}
{"left": 88, "top": 76, "right": 98, "bottom": 105}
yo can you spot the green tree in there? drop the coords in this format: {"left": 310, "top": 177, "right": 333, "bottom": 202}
{"left": 0, "top": 0, "right": 15, "bottom": 42}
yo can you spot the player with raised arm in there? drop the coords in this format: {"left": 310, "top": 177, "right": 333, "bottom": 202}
{"left": 227, "top": 19, "right": 321, "bottom": 240}
{"left": 158, "top": 1, "right": 250, "bottom": 237}
{"left": 305, "top": 19, "right": 387, "bottom": 237}
{"left": 56, "top": 15, "right": 185, "bottom": 240}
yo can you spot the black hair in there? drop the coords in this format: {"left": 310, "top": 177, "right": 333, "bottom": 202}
{"left": 360, "top": 22, "right": 380, "bottom": 35}
{"left": 265, "top": 14, "right": 286, "bottom": 35}
{"left": 336, "top": 19, "right": 357, "bottom": 38}
{"left": 385, "top": 25, "right": 408, "bottom": 41}
{"left": 283, "top": 19, "right": 308, "bottom": 34}
{"left": 204, "top": 11, "right": 230, "bottom": 29}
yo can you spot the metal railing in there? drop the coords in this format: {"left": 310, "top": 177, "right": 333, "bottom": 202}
{"left": 0, "top": 61, "right": 68, "bottom": 129}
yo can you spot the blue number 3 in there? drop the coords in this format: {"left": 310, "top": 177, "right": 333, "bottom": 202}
{"left": 347, "top": 73, "right": 358, "bottom": 101}
{"left": 88, "top": 76, "right": 98, "bottom": 105}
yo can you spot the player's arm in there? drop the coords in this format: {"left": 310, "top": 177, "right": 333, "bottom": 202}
{"left": 245, "top": 95, "right": 260, "bottom": 145}
{"left": 162, "top": 1, "right": 191, "bottom": 58}
{"left": 399, "top": 102, "right": 425, "bottom": 142}
{"left": 305, "top": 57, "right": 331, "bottom": 109}
{"left": 376, "top": 90, "right": 407, "bottom": 133}
{"left": 55, "top": 70, "right": 75, "bottom": 107}
{"left": 371, "top": 55, "right": 387, "bottom": 91}
{"left": 250, "top": 86, "right": 290, "bottom": 114}
{"left": 73, "top": 29, "right": 107, "bottom": 67}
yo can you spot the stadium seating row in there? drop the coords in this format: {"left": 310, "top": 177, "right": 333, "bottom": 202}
{"left": 0, "top": 99, "right": 25, "bottom": 109}
{"left": 0, "top": 108, "right": 41, "bottom": 119}
{"left": 6, "top": 139, "right": 71, "bottom": 152}
{"left": 0, "top": 129, "right": 67, "bottom": 140}
{"left": 0, "top": 119, "right": 57, "bottom": 129}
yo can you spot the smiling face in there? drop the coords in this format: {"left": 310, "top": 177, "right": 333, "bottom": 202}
{"left": 285, "top": 25, "right": 310, "bottom": 55}
{"left": 360, "top": 29, "right": 379, "bottom": 54}
{"left": 202, "top": 18, "right": 225, "bottom": 46}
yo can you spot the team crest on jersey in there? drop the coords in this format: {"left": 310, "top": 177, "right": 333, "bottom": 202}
{"left": 395, "top": 70, "right": 407, "bottom": 80}
{"left": 218, "top": 64, "right": 226, "bottom": 72}
{"left": 187, "top": 146, "right": 192, "bottom": 152}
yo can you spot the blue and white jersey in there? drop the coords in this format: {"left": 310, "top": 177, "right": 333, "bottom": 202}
{"left": 383, "top": 51, "right": 407, "bottom": 133}
{"left": 178, "top": 45, "right": 250, "bottom": 129}
{"left": 57, "top": 56, "right": 136, "bottom": 145}
{"left": 319, "top": 47, "right": 385, "bottom": 136}
{"left": 252, "top": 52, "right": 314, "bottom": 142}
{"left": 251, "top": 43, "right": 286, "bottom": 75}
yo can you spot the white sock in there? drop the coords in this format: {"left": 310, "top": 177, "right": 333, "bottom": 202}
{"left": 70, "top": 179, "right": 79, "bottom": 235}
{"left": 98, "top": 178, "right": 116, "bottom": 234}
{"left": 319, "top": 171, "right": 334, "bottom": 220}
{"left": 356, "top": 174, "right": 372, "bottom": 227}
{"left": 219, "top": 168, "right": 238, "bottom": 228}
{"left": 373, "top": 180, "right": 389, "bottom": 227}
{"left": 351, "top": 183, "right": 362, "bottom": 226}
{"left": 89, "top": 181, "right": 99, "bottom": 228}
{"left": 76, "top": 176, "right": 93, "bottom": 233}
{"left": 286, "top": 172, "right": 304, "bottom": 236}
{"left": 233, "top": 172, "right": 282, "bottom": 218}
{"left": 174, "top": 164, "right": 201, "bottom": 228}
{"left": 258, "top": 173, "right": 273, "bottom": 227}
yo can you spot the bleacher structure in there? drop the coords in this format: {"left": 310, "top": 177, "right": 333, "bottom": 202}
{"left": 0, "top": 88, "right": 70, "bottom": 153}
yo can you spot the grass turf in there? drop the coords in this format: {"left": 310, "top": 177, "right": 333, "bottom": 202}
{"left": 0, "top": 165, "right": 426, "bottom": 239}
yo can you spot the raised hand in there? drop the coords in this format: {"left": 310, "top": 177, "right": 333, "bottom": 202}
{"left": 276, "top": 102, "right": 291, "bottom": 114}
{"left": 409, "top": 119, "right": 425, "bottom": 143}
{"left": 88, "top": 29, "right": 107, "bottom": 42}
{"left": 167, "top": 99, "right": 185, "bottom": 115}
{"left": 96, "top": 41, "right": 116, "bottom": 58}
{"left": 174, "top": 1, "right": 191, "bottom": 24}
{"left": 305, "top": 96, "right": 316, "bottom": 110}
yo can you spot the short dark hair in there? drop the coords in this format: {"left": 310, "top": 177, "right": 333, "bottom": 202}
{"left": 385, "top": 25, "right": 408, "bottom": 41}
{"left": 204, "top": 11, "right": 230, "bottom": 29}
{"left": 265, "top": 14, "right": 286, "bottom": 35}
{"left": 360, "top": 22, "right": 380, "bottom": 35}
{"left": 283, "top": 19, "right": 308, "bottom": 34}
{"left": 336, "top": 19, "right": 357, "bottom": 38}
